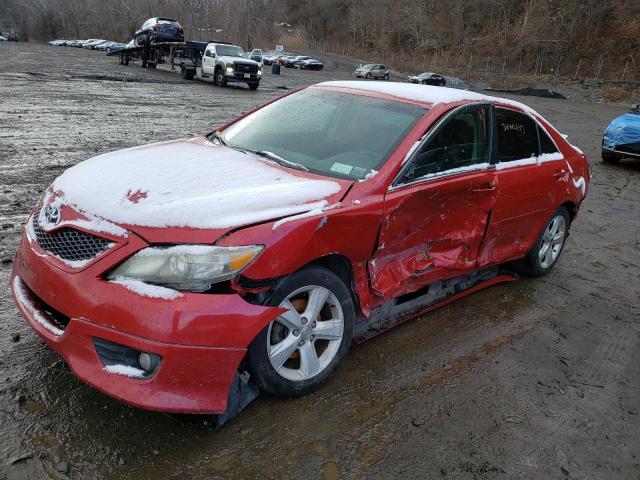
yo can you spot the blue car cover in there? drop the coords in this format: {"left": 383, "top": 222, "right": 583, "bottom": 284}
{"left": 603, "top": 112, "right": 640, "bottom": 149}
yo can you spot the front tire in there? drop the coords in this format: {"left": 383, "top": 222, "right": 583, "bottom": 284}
{"left": 384, "top": 73, "right": 389, "bottom": 80}
{"left": 215, "top": 68, "right": 227, "bottom": 86}
{"left": 515, "top": 207, "right": 570, "bottom": 277}
{"left": 365, "top": 72, "right": 371, "bottom": 79}
{"left": 602, "top": 150, "right": 621, "bottom": 163}
{"left": 248, "top": 82, "right": 259, "bottom": 90}
{"left": 247, "top": 266, "right": 355, "bottom": 397}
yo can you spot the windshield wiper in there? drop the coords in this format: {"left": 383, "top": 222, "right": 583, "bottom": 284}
{"left": 253, "top": 150, "right": 309, "bottom": 172}
{"left": 212, "top": 130, "right": 228, "bottom": 146}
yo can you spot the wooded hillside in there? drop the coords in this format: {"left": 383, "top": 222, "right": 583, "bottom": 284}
{"left": 1, "top": 0, "right": 638, "bottom": 80}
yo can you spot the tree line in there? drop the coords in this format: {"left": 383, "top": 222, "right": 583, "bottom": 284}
{"left": 1, "top": 0, "right": 638, "bottom": 80}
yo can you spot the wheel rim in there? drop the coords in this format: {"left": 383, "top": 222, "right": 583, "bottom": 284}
{"left": 539, "top": 215, "right": 566, "bottom": 269}
{"left": 267, "top": 285, "right": 344, "bottom": 381}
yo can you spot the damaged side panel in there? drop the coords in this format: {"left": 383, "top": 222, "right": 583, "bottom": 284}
{"left": 369, "top": 170, "right": 496, "bottom": 300}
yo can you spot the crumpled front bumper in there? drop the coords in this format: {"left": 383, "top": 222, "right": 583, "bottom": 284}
{"left": 11, "top": 228, "right": 282, "bottom": 414}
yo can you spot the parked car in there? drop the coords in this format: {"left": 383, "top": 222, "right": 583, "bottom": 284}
{"left": 354, "top": 64, "right": 390, "bottom": 80}
{"left": 295, "top": 58, "right": 323, "bottom": 70}
{"left": 48, "top": 39, "right": 68, "bottom": 46}
{"left": 602, "top": 105, "right": 640, "bottom": 163}
{"left": 11, "top": 81, "right": 589, "bottom": 419}
{"left": 134, "top": 17, "right": 184, "bottom": 45}
{"left": 95, "top": 41, "right": 117, "bottom": 51}
{"left": 0, "top": 35, "right": 7, "bottom": 41}
{"left": 249, "top": 48, "right": 263, "bottom": 63}
{"left": 106, "top": 42, "right": 126, "bottom": 53}
{"left": 67, "top": 40, "right": 83, "bottom": 47}
{"left": 262, "top": 52, "right": 281, "bottom": 65}
{"left": 83, "top": 39, "right": 107, "bottom": 49}
{"left": 408, "top": 72, "right": 445, "bottom": 86}
{"left": 281, "top": 54, "right": 302, "bottom": 67}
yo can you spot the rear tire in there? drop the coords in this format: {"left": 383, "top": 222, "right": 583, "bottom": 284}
{"left": 513, "top": 207, "right": 570, "bottom": 277}
{"left": 384, "top": 73, "right": 389, "bottom": 80}
{"left": 247, "top": 266, "right": 355, "bottom": 397}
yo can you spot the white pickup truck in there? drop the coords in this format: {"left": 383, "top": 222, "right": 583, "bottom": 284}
{"left": 199, "top": 42, "right": 262, "bottom": 90}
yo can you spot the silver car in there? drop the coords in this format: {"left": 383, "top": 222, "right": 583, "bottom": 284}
{"left": 354, "top": 64, "right": 390, "bottom": 80}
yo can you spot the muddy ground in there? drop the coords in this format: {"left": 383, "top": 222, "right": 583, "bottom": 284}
{"left": 0, "top": 42, "right": 639, "bottom": 480}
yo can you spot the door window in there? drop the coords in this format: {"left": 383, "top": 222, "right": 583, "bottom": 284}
{"left": 399, "top": 104, "right": 490, "bottom": 183}
{"left": 495, "top": 108, "right": 540, "bottom": 162}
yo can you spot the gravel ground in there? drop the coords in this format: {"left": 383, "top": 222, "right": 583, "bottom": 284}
{"left": 0, "top": 43, "right": 639, "bottom": 480}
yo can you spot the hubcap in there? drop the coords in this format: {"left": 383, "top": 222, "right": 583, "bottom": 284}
{"left": 539, "top": 215, "right": 566, "bottom": 269}
{"left": 267, "top": 285, "right": 344, "bottom": 381}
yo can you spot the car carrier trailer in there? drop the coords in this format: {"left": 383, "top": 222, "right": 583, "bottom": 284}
{"left": 109, "top": 40, "right": 262, "bottom": 89}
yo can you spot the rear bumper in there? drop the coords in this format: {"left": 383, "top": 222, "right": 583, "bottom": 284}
{"left": 11, "top": 226, "right": 282, "bottom": 413}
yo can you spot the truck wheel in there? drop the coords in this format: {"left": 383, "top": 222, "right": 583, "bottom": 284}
{"left": 215, "top": 68, "right": 227, "bottom": 86}
{"left": 123, "top": 53, "right": 129, "bottom": 66}
{"left": 248, "top": 82, "right": 259, "bottom": 90}
{"left": 180, "top": 64, "right": 194, "bottom": 80}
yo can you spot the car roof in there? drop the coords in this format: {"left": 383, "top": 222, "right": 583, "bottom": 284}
{"left": 314, "top": 81, "right": 534, "bottom": 112}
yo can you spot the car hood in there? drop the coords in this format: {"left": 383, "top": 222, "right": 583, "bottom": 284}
{"left": 48, "top": 137, "right": 349, "bottom": 240}
{"left": 218, "top": 55, "right": 260, "bottom": 66}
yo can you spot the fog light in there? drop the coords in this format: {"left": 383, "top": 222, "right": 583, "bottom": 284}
{"left": 138, "top": 352, "right": 153, "bottom": 371}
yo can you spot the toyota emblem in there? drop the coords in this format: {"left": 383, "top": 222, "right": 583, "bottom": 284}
{"left": 44, "top": 204, "right": 61, "bottom": 225}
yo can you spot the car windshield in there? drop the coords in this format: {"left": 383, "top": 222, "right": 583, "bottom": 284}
{"left": 362, "top": 64, "right": 375, "bottom": 69}
{"left": 219, "top": 89, "right": 426, "bottom": 180}
{"left": 216, "top": 45, "right": 246, "bottom": 57}
{"left": 419, "top": 72, "right": 433, "bottom": 77}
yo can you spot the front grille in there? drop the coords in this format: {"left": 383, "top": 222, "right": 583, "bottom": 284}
{"left": 234, "top": 62, "right": 258, "bottom": 74}
{"left": 32, "top": 215, "right": 111, "bottom": 262}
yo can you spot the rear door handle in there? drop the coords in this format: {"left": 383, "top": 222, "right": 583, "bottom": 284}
{"left": 553, "top": 169, "right": 567, "bottom": 178}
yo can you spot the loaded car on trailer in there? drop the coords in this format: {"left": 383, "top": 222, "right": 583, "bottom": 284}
{"left": 11, "top": 82, "right": 589, "bottom": 423}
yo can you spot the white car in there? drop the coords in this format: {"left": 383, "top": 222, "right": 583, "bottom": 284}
{"left": 0, "top": 35, "right": 8, "bottom": 42}
{"left": 48, "top": 39, "right": 68, "bottom": 46}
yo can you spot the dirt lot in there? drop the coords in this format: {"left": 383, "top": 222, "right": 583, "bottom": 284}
{"left": 0, "top": 42, "right": 639, "bottom": 480}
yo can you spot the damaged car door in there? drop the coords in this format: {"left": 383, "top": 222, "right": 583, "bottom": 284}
{"left": 369, "top": 103, "right": 496, "bottom": 298}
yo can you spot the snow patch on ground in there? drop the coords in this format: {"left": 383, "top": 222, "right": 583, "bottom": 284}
{"left": 12, "top": 276, "right": 64, "bottom": 336}
{"left": 52, "top": 139, "right": 342, "bottom": 230}
{"left": 104, "top": 364, "right": 146, "bottom": 379}
{"left": 109, "top": 278, "right": 182, "bottom": 300}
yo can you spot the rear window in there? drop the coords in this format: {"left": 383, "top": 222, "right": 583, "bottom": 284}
{"left": 495, "top": 108, "right": 540, "bottom": 162}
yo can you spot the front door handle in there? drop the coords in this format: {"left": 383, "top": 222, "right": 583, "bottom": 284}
{"left": 472, "top": 182, "right": 496, "bottom": 192}
{"left": 553, "top": 169, "right": 567, "bottom": 178}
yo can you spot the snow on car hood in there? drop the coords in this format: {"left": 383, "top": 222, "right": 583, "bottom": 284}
{"left": 51, "top": 137, "right": 343, "bottom": 230}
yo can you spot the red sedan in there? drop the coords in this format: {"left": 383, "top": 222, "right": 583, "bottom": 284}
{"left": 10, "top": 81, "right": 589, "bottom": 420}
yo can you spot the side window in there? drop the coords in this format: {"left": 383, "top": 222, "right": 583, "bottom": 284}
{"left": 495, "top": 108, "right": 540, "bottom": 162}
{"left": 538, "top": 124, "right": 559, "bottom": 154}
{"left": 403, "top": 104, "right": 490, "bottom": 182}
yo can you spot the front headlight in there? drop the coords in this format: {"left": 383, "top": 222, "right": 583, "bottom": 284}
{"left": 226, "top": 63, "right": 234, "bottom": 74}
{"left": 106, "top": 245, "right": 263, "bottom": 292}
{"left": 257, "top": 68, "right": 262, "bottom": 76}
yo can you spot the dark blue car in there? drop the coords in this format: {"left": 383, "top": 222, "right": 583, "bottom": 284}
{"left": 134, "top": 17, "right": 184, "bottom": 44}
{"left": 602, "top": 105, "right": 640, "bottom": 163}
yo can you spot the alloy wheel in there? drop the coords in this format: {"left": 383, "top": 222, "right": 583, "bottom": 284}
{"left": 267, "top": 285, "right": 344, "bottom": 381}
{"left": 539, "top": 215, "right": 566, "bottom": 269}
